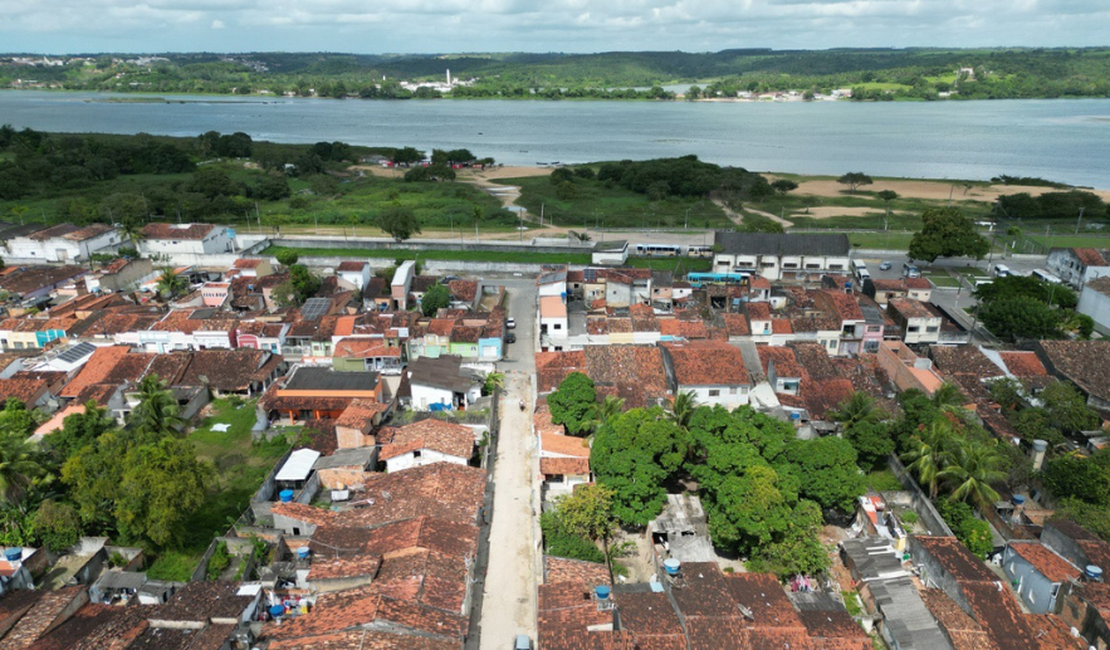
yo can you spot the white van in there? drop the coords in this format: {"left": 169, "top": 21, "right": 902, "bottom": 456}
{"left": 902, "top": 262, "right": 921, "bottom": 279}
{"left": 1032, "top": 269, "right": 1063, "bottom": 284}
{"left": 992, "top": 264, "right": 1012, "bottom": 278}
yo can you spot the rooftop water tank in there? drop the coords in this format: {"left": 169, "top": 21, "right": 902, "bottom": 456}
{"left": 297, "top": 546, "right": 310, "bottom": 560}
{"left": 663, "top": 559, "right": 682, "bottom": 576}
{"left": 4, "top": 548, "right": 21, "bottom": 563}
{"left": 1087, "top": 565, "right": 1103, "bottom": 581}
{"left": 279, "top": 489, "right": 294, "bottom": 503}
{"left": 269, "top": 605, "right": 285, "bottom": 618}
{"left": 1032, "top": 439, "right": 1048, "bottom": 452}
{"left": 1012, "top": 495, "right": 1026, "bottom": 506}
{"left": 595, "top": 585, "right": 611, "bottom": 601}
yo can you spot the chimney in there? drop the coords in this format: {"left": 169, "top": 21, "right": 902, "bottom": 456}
{"left": 1031, "top": 439, "right": 1048, "bottom": 471}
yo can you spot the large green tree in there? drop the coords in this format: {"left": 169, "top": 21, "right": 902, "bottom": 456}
{"left": 128, "top": 375, "right": 185, "bottom": 440}
{"left": 591, "top": 408, "right": 686, "bottom": 525}
{"left": 421, "top": 283, "right": 451, "bottom": 317}
{"left": 379, "top": 203, "right": 421, "bottom": 242}
{"left": 555, "top": 483, "right": 620, "bottom": 582}
{"left": 837, "top": 172, "right": 873, "bottom": 193}
{"left": 548, "top": 372, "right": 598, "bottom": 437}
{"left": 0, "top": 429, "right": 44, "bottom": 505}
{"left": 977, "top": 295, "right": 1062, "bottom": 341}
{"left": 115, "top": 437, "right": 212, "bottom": 547}
{"left": 938, "top": 442, "right": 1007, "bottom": 509}
{"left": 45, "top": 401, "right": 115, "bottom": 461}
{"left": 787, "top": 437, "right": 867, "bottom": 512}
{"left": 907, "top": 207, "right": 990, "bottom": 262}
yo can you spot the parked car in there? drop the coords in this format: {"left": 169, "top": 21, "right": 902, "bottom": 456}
{"left": 507, "top": 318, "right": 516, "bottom": 329}
{"left": 878, "top": 261, "right": 892, "bottom": 271}
{"left": 514, "top": 635, "right": 533, "bottom": 650}
{"left": 506, "top": 332, "right": 516, "bottom": 344}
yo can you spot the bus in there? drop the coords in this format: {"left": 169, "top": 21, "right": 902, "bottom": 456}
{"left": 635, "top": 244, "right": 680, "bottom": 257}
{"left": 852, "top": 259, "right": 868, "bottom": 280}
{"left": 1032, "top": 269, "right": 1063, "bottom": 285}
{"left": 686, "top": 272, "right": 749, "bottom": 288}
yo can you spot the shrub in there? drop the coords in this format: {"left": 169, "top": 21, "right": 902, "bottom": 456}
{"left": 900, "top": 511, "right": 919, "bottom": 525}
{"left": 206, "top": 541, "right": 231, "bottom": 580}
{"left": 540, "top": 512, "right": 605, "bottom": 564}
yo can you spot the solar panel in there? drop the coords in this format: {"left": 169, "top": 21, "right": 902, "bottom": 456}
{"left": 301, "top": 297, "right": 330, "bottom": 321}
{"left": 57, "top": 342, "right": 97, "bottom": 364}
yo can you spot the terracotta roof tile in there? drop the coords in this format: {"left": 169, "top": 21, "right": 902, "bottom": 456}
{"left": 59, "top": 345, "right": 132, "bottom": 398}
{"left": 1073, "top": 248, "right": 1108, "bottom": 267}
{"left": 720, "top": 313, "right": 751, "bottom": 337}
{"left": 798, "top": 609, "right": 869, "bottom": 649}
{"left": 0, "top": 377, "right": 48, "bottom": 405}
{"left": 998, "top": 352, "right": 1048, "bottom": 378}
{"left": 272, "top": 502, "right": 339, "bottom": 528}
{"left": 2, "top": 585, "right": 88, "bottom": 649}
{"left": 914, "top": 536, "right": 998, "bottom": 583}
{"left": 1026, "top": 614, "right": 1087, "bottom": 650}
{"left": 379, "top": 419, "right": 474, "bottom": 461}
{"left": 759, "top": 346, "right": 803, "bottom": 379}
{"left": 960, "top": 581, "right": 1038, "bottom": 650}
{"left": 725, "top": 572, "right": 804, "bottom": 628}
{"left": 340, "top": 463, "right": 485, "bottom": 526}
{"left": 544, "top": 556, "right": 609, "bottom": 585}
{"left": 266, "top": 629, "right": 459, "bottom": 650}
{"left": 541, "top": 432, "right": 591, "bottom": 458}
{"left": 746, "top": 302, "right": 772, "bottom": 321}
{"left": 141, "top": 223, "right": 216, "bottom": 240}
{"left": 663, "top": 340, "right": 750, "bottom": 387}
{"left": 541, "top": 457, "right": 591, "bottom": 476}
{"left": 1009, "top": 542, "right": 1080, "bottom": 583}
{"left": 1038, "top": 340, "right": 1110, "bottom": 402}
{"left": 335, "top": 399, "right": 388, "bottom": 431}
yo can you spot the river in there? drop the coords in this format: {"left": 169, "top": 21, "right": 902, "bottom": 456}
{"left": 1, "top": 91, "right": 1108, "bottom": 188}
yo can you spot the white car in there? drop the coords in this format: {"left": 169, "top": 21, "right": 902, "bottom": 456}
{"left": 506, "top": 318, "right": 516, "bottom": 329}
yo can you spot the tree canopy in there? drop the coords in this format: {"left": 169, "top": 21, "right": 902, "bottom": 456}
{"left": 907, "top": 207, "right": 990, "bottom": 262}
{"left": 837, "top": 172, "right": 873, "bottom": 192}
{"left": 378, "top": 203, "right": 422, "bottom": 242}
{"left": 548, "top": 372, "right": 598, "bottom": 437}
{"left": 421, "top": 283, "right": 450, "bottom": 317}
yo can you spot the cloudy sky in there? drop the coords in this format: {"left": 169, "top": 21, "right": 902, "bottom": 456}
{"left": 1, "top": 0, "right": 1107, "bottom": 54}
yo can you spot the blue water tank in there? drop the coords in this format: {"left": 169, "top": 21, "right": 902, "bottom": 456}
{"left": 595, "top": 585, "right": 611, "bottom": 600}
{"left": 269, "top": 605, "right": 285, "bottom": 618}
{"left": 279, "top": 489, "right": 294, "bottom": 503}
{"left": 1012, "top": 494, "right": 1026, "bottom": 506}
{"left": 4, "top": 548, "right": 21, "bottom": 563}
{"left": 1087, "top": 565, "right": 1103, "bottom": 581}
{"left": 297, "top": 546, "right": 310, "bottom": 560}
{"left": 663, "top": 558, "right": 681, "bottom": 576}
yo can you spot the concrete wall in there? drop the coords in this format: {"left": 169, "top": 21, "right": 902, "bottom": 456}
{"left": 385, "top": 449, "right": 468, "bottom": 473}
{"left": 888, "top": 455, "right": 955, "bottom": 537}
{"left": 1078, "top": 286, "right": 1110, "bottom": 336}
{"left": 273, "top": 236, "right": 592, "bottom": 257}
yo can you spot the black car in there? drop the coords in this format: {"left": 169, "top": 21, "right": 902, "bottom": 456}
{"left": 506, "top": 332, "right": 517, "bottom": 344}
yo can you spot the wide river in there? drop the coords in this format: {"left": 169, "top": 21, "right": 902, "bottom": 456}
{"left": 2, "top": 91, "right": 1109, "bottom": 188}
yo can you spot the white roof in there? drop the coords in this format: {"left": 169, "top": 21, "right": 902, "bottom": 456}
{"left": 276, "top": 449, "right": 321, "bottom": 482}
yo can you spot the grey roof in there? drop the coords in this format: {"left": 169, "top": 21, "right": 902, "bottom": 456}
{"left": 841, "top": 537, "right": 910, "bottom": 582}
{"left": 0, "top": 222, "right": 47, "bottom": 240}
{"left": 406, "top": 354, "right": 476, "bottom": 393}
{"left": 713, "top": 231, "right": 851, "bottom": 257}
{"left": 285, "top": 366, "right": 380, "bottom": 391}
{"left": 869, "top": 576, "right": 953, "bottom": 650}
{"left": 593, "top": 240, "right": 627, "bottom": 251}
{"left": 313, "top": 447, "right": 376, "bottom": 470}
{"left": 95, "top": 570, "right": 147, "bottom": 590}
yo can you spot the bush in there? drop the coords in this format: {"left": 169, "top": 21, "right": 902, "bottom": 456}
{"left": 206, "top": 541, "right": 231, "bottom": 580}
{"left": 275, "top": 249, "right": 299, "bottom": 266}
{"left": 900, "top": 511, "right": 919, "bottom": 525}
{"left": 540, "top": 512, "right": 605, "bottom": 564}
{"left": 31, "top": 500, "right": 83, "bottom": 553}
{"left": 938, "top": 499, "right": 993, "bottom": 559}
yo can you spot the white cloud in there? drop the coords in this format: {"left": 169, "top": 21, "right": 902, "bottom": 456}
{"left": 0, "top": 0, "right": 1107, "bottom": 52}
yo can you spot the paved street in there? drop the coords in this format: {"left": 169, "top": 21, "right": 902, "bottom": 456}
{"left": 477, "top": 279, "right": 539, "bottom": 650}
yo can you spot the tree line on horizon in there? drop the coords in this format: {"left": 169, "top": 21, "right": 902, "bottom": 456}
{"left": 4, "top": 48, "right": 1110, "bottom": 100}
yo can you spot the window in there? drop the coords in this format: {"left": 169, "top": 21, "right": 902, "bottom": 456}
{"left": 867, "top": 325, "right": 880, "bottom": 332}
{"left": 908, "top": 326, "right": 920, "bottom": 333}
{"left": 729, "top": 387, "right": 737, "bottom": 395}
{"left": 553, "top": 324, "right": 562, "bottom": 330}
{"left": 709, "top": 389, "right": 720, "bottom": 397}
{"left": 926, "top": 326, "right": 939, "bottom": 333}
{"left": 413, "top": 450, "right": 422, "bottom": 458}
{"left": 548, "top": 474, "right": 564, "bottom": 483}
{"left": 864, "top": 341, "right": 880, "bottom": 352}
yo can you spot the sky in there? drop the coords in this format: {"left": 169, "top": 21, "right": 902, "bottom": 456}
{"left": 1, "top": 0, "right": 1108, "bottom": 54}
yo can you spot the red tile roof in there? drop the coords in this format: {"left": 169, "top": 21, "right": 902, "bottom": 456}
{"left": 914, "top": 536, "right": 998, "bottom": 583}
{"left": 998, "top": 352, "right": 1048, "bottom": 378}
{"left": 720, "top": 313, "right": 751, "bottom": 337}
{"left": 58, "top": 345, "right": 132, "bottom": 398}
{"left": 1073, "top": 248, "right": 1108, "bottom": 267}
{"left": 0, "top": 377, "right": 48, "bottom": 405}
{"left": 541, "top": 457, "right": 591, "bottom": 476}
{"left": 378, "top": 419, "right": 474, "bottom": 461}
{"left": 663, "top": 340, "right": 750, "bottom": 387}
{"left": 541, "top": 432, "right": 591, "bottom": 458}
{"left": 1009, "top": 542, "right": 1080, "bottom": 583}
{"left": 141, "top": 223, "right": 216, "bottom": 240}
{"left": 746, "top": 302, "right": 772, "bottom": 321}
{"left": 266, "top": 629, "right": 459, "bottom": 650}
{"left": 544, "top": 556, "right": 609, "bottom": 585}
{"left": 341, "top": 463, "right": 485, "bottom": 526}
{"left": 335, "top": 398, "right": 388, "bottom": 431}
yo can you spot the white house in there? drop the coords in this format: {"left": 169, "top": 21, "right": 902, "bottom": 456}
{"left": 1047, "top": 247, "right": 1110, "bottom": 289}
{"left": 1078, "top": 277, "right": 1110, "bottom": 336}
{"left": 539, "top": 295, "right": 568, "bottom": 345}
{"left": 402, "top": 354, "right": 481, "bottom": 411}
{"left": 391, "top": 260, "right": 416, "bottom": 310}
{"left": 887, "top": 299, "right": 943, "bottom": 345}
{"left": 712, "top": 232, "right": 851, "bottom": 281}
{"left": 661, "top": 340, "right": 751, "bottom": 409}
{"left": 336, "top": 261, "right": 372, "bottom": 291}
{"left": 537, "top": 411, "right": 592, "bottom": 501}
{"left": 591, "top": 240, "right": 629, "bottom": 266}
{"left": 379, "top": 418, "right": 475, "bottom": 472}
{"left": 6, "top": 223, "right": 120, "bottom": 262}
{"left": 139, "top": 223, "right": 235, "bottom": 257}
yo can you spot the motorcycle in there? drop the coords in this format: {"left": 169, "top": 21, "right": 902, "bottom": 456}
{"left": 519, "top": 399, "right": 525, "bottom": 411}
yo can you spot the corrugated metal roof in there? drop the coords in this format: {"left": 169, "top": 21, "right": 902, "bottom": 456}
{"left": 276, "top": 449, "right": 321, "bottom": 482}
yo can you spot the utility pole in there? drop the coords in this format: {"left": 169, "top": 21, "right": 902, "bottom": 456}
{"left": 1076, "top": 207, "right": 1085, "bottom": 235}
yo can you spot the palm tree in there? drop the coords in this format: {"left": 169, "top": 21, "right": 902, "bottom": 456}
{"left": 901, "top": 420, "right": 954, "bottom": 499}
{"left": 830, "top": 392, "right": 886, "bottom": 430}
{"left": 118, "top": 218, "right": 146, "bottom": 248}
{"left": 155, "top": 267, "right": 188, "bottom": 300}
{"left": 667, "top": 391, "right": 698, "bottom": 431}
{"left": 584, "top": 395, "right": 626, "bottom": 434}
{"left": 482, "top": 372, "right": 505, "bottom": 396}
{"left": 0, "top": 432, "right": 44, "bottom": 505}
{"left": 128, "top": 374, "right": 185, "bottom": 441}
{"left": 939, "top": 441, "right": 1007, "bottom": 509}
{"left": 932, "top": 382, "right": 965, "bottom": 411}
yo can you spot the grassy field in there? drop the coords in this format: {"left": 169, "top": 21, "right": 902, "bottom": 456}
{"left": 496, "top": 175, "right": 732, "bottom": 230}
{"left": 752, "top": 189, "right": 994, "bottom": 232}
{"left": 263, "top": 244, "right": 593, "bottom": 265}
{"left": 146, "top": 398, "right": 290, "bottom": 581}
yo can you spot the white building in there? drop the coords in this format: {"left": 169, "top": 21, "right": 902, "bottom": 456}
{"left": 378, "top": 418, "right": 474, "bottom": 473}
{"left": 712, "top": 232, "right": 851, "bottom": 281}
{"left": 887, "top": 299, "right": 943, "bottom": 345}
{"left": 1078, "top": 277, "right": 1110, "bottom": 336}
{"left": 391, "top": 260, "right": 416, "bottom": 310}
{"left": 661, "top": 340, "right": 751, "bottom": 409}
{"left": 336, "top": 261, "right": 372, "bottom": 291}
{"left": 139, "top": 223, "right": 234, "bottom": 257}
{"left": 6, "top": 223, "right": 120, "bottom": 262}
{"left": 402, "top": 354, "right": 481, "bottom": 411}
{"left": 1047, "top": 247, "right": 1110, "bottom": 289}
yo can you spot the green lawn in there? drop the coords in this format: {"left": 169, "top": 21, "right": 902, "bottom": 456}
{"left": 496, "top": 175, "right": 732, "bottom": 230}
{"left": 1026, "top": 234, "right": 1110, "bottom": 249}
{"left": 146, "top": 398, "right": 290, "bottom": 581}
{"left": 927, "top": 275, "right": 962, "bottom": 288}
{"left": 837, "top": 232, "right": 915, "bottom": 250}
{"left": 867, "top": 470, "right": 905, "bottom": 492}
{"left": 263, "top": 244, "right": 592, "bottom": 265}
